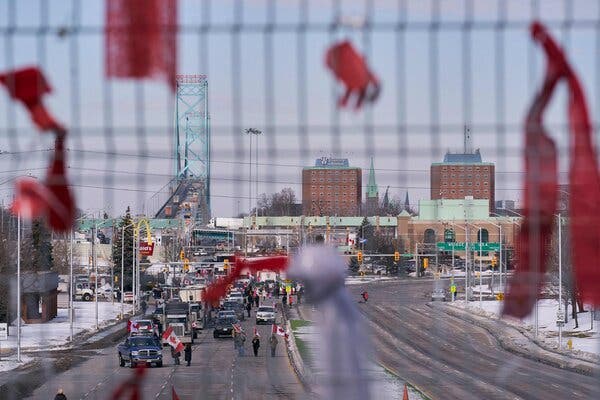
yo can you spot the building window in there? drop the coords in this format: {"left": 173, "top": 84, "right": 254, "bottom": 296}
{"left": 459, "top": 189, "right": 464, "bottom": 193}
{"left": 467, "top": 182, "right": 472, "bottom": 186}
{"left": 424, "top": 229, "right": 436, "bottom": 244}
{"left": 451, "top": 174, "right": 456, "bottom": 178}
{"left": 475, "top": 182, "right": 480, "bottom": 186}
{"left": 477, "top": 229, "right": 489, "bottom": 243}
{"left": 451, "top": 190, "right": 456, "bottom": 194}
{"left": 444, "top": 228, "right": 455, "bottom": 243}
{"left": 484, "top": 181, "right": 489, "bottom": 186}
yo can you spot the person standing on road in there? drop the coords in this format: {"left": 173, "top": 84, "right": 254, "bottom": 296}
{"left": 140, "top": 299, "right": 147, "bottom": 315}
{"left": 254, "top": 293, "right": 260, "bottom": 307}
{"left": 252, "top": 334, "right": 261, "bottom": 357}
{"left": 54, "top": 388, "right": 67, "bottom": 400}
{"left": 171, "top": 346, "right": 181, "bottom": 365}
{"left": 269, "top": 334, "right": 278, "bottom": 357}
{"left": 246, "top": 301, "right": 252, "bottom": 317}
{"left": 184, "top": 343, "right": 192, "bottom": 366}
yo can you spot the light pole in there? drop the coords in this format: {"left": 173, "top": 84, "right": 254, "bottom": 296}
{"left": 444, "top": 221, "right": 468, "bottom": 303}
{"left": 558, "top": 213, "right": 563, "bottom": 348}
{"left": 478, "top": 227, "right": 483, "bottom": 308}
{"left": 245, "top": 128, "right": 262, "bottom": 216}
{"left": 16, "top": 212, "right": 21, "bottom": 362}
{"left": 69, "top": 229, "right": 74, "bottom": 342}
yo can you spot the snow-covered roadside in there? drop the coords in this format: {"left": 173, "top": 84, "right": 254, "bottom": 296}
{"left": 450, "top": 299, "right": 600, "bottom": 358}
{"left": 1, "top": 301, "right": 131, "bottom": 368}
{"left": 345, "top": 276, "right": 395, "bottom": 286}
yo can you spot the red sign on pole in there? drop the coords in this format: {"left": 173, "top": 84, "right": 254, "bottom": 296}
{"left": 139, "top": 242, "right": 155, "bottom": 256}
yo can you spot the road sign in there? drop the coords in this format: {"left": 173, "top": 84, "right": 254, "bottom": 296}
{"left": 556, "top": 310, "right": 565, "bottom": 327}
{"left": 0, "top": 323, "right": 7, "bottom": 341}
{"left": 436, "top": 242, "right": 500, "bottom": 252}
{"left": 139, "top": 241, "right": 155, "bottom": 256}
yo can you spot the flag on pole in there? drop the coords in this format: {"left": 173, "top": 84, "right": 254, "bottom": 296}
{"left": 162, "top": 327, "right": 184, "bottom": 353}
{"left": 253, "top": 327, "right": 260, "bottom": 338}
{"left": 232, "top": 323, "right": 242, "bottom": 334}
{"left": 271, "top": 324, "right": 288, "bottom": 339}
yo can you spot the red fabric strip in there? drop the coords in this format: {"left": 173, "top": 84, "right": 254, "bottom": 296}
{"left": 203, "top": 256, "right": 289, "bottom": 304}
{"left": 502, "top": 23, "right": 563, "bottom": 319}
{"left": 0, "top": 66, "right": 65, "bottom": 133}
{"left": 325, "top": 40, "right": 380, "bottom": 109}
{"left": 105, "top": 0, "right": 177, "bottom": 91}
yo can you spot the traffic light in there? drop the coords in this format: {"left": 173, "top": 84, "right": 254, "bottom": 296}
{"left": 491, "top": 256, "right": 497, "bottom": 268}
{"left": 179, "top": 249, "right": 185, "bottom": 261}
{"left": 223, "top": 258, "right": 230, "bottom": 270}
{"left": 423, "top": 258, "right": 429, "bottom": 269}
{"left": 357, "top": 251, "right": 363, "bottom": 263}
{"left": 394, "top": 251, "right": 400, "bottom": 262}
{"left": 183, "top": 258, "right": 190, "bottom": 272}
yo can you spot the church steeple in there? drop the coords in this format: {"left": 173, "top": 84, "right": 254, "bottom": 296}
{"left": 367, "top": 157, "right": 378, "bottom": 198}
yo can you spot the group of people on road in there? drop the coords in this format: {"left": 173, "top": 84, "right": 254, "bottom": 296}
{"left": 171, "top": 343, "right": 193, "bottom": 366}
{"left": 234, "top": 330, "right": 279, "bottom": 358}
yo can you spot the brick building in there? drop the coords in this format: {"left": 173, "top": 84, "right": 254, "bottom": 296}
{"left": 430, "top": 149, "right": 495, "bottom": 213}
{"left": 302, "top": 158, "right": 362, "bottom": 216}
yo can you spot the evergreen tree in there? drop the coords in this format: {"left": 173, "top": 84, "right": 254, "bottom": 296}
{"left": 21, "top": 219, "right": 53, "bottom": 272}
{"left": 112, "top": 206, "right": 134, "bottom": 291}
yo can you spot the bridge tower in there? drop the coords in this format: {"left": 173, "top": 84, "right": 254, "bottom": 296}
{"left": 174, "top": 74, "right": 210, "bottom": 222}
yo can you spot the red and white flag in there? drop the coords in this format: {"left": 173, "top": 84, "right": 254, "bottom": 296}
{"left": 162, "top": 326, "right": 184, "bottom": 353}
{"left": 253, "top": 327, "right": 260, "bottom": 338}
{"left": 271, "top": 323, "right": 288, "bottom": 339}
{"left": 127, "top": 319, "right": 140, "bottom": 333}
{"left": 232, "top": 323, "right": 242, "bottom": 334}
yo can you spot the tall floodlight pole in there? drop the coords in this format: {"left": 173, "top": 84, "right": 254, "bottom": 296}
{"left": 132, "top": 232, "right": 136, "bottom": 312}
{"left": 70, "top": 229, "right": 74, "bottom": 341}
{"left": 16, "top": 213, "right": 21, "bottom": 362}
{"left": 246, "top": 128, "right": 262, "bottom": 216}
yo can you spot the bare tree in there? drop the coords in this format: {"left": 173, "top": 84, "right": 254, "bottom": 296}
{"left": 255, "top": 188, "right": 298, "bottom": 216}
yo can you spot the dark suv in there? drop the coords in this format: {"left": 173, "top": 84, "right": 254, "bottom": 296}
{"left": 213, "top": 316, "right": 238, "bottom": 338}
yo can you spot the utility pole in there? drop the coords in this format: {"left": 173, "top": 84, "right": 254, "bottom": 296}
{"left": 70, "top": 229, "right": 74, "bottom": 341}
{"left": 121, "top": 226, "right": 125, "bottom": 318}
{"left": 16, "top": 213, "right": 21, "bottom": 362}
{"left": 93, "top": 224, "right": 98, "bottom": 330}
{"left": 245, "top": 128, "right": 262, "bottom": 216}
{"left": 558, "top": 213, "right": 563, "bottom": 348}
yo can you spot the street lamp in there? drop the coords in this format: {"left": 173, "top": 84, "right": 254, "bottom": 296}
{"left": 245, "top": 128, "right": 262, "bottom": 216}
{"left": 443, "top": 221, "right": 469, "bottom": 303}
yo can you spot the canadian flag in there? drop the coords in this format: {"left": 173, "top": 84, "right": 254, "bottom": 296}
{"left": 162, "top": 326, "right": 184, "bottom": 353}
{"left": 271, "top": 323, "right": 289, "bottom": 339}
{"left": 232, "top": 323, "right": 243, "bottom": 334}
{"left": 253, "top": 327, "right": 260, "bottom": 338}
{"left": 127, "top": 320, "right": 140, "bottom": 333}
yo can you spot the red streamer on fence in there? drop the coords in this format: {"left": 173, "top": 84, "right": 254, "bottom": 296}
{"left": 11, "top": 134, "right": 75, "bottom": 232}
{"left": 325, "top": 40, "right": 380, "bottom": 110}
{"left": 0, "top": 66, "right": 65, "bottom": 133}
{"left": 203, "top": 256, "right": 289, "bottom": 304}
{"left": 530, "top": 24, "right": 600, "bottom": 306}
{"left": 502, "top": 23, "right": 560, "bottom": 318}
{"left": 504, "top": 22, "right": 600, "bottom": 317}
{"left": 105, "top": 0, "right": 177, "bottom": 91}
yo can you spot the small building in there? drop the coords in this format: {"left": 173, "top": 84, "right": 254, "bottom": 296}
{"left": 20, "top": 271, "right": 59, "bottom": 323}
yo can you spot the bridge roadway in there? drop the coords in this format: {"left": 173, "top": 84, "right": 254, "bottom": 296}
{"left": 26, "top": 300, "right": 306, "bottom": 400}
{"left": 349, "top": 279, "right": 600, "bottom": 400}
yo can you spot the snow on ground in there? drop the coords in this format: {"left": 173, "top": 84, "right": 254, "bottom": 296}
{"left": 0, "top": 354, "right": 34, "bottom": 373}
{"left": 2, "top": 301, "right": 132, "bottom": 352}
{"left": 345, "top": 276, "right": 395, "bottom": 286}
{"left": 451, "top": 298, "right": 600, "bottom": 356}
{"left": 293, "top": 324, "right": 424, "bottom": 399}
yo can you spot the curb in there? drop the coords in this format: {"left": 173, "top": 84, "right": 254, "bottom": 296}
{"left": 281, "top": 304, "right": 316, "bottom": 394}
{"left": 437, "top": 303, "right": 598, "bottom": 376}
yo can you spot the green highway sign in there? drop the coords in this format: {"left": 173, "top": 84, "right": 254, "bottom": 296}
{"left": 436, "top": 242, "right": 500, "bottom": 252}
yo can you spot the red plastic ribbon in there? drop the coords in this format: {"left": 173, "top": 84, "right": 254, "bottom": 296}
{"left": 0, "top": 66, "right": 65, "bottom": 133}
{"left": 325, "top": 40, "right": 380, "bottom": 109}
{"left": 105, "top": 0, "right": 177, "bottom": 91}
{"left": 504, "top": 22, "right": 600, "bottom": 316}
{"left": 203, "top": 256, "right": 289, "bottom": 304}
{"left": 11, "top": 134, "right": 75, "bottom": 232}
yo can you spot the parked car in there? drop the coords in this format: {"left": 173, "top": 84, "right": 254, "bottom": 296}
{"left": 256, "top": 306, "right": 276, "bottom": 325}
{"left": 117, "top": 336, "right": 163, "bottom": 368}
{"left": 213, "top": 316, "right": 238, "bottom": 338}
{"left": 123, "top": 291, "right": 134, "bottom": 303}
{"left": 217, "top": 310, "right": 236, "bottom": 320}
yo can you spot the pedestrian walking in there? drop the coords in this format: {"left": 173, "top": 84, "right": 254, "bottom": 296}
{"left": 246, "top": 301, "right": 252, "bottom": 317}
{"left": 171, "top": 346, "right": 181, "bottom": 365}
{"left": 269, "top": 334, "right": 278, "bottom": 357}
{"left": 184, "top": 343, "right": 192, "bottom": 366}
{"left": 254, "top": 294, "right": 259, "bottom": 307}
{"left": 54, "top": 388, "right": 67, "bottom": 400}
{"left": 140, "top": 299, "right": 147, "bottom": 315}
{"left": 289, "top": 295, "right": 293, "bottom": 307}
{"left": 247, "top": 294, "right": 254, "bottom": 307}
{"left": 252, "top": 334, "right": 261, "bottom": 357}
{"left": 282, "top": 294, "right": 287, "bottom": 307}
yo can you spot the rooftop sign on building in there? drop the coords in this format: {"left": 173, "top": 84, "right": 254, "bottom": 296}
{"left": 314, "top": 157, "right": 349, "bottom": 167}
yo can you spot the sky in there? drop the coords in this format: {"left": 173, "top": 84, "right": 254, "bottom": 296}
{"left": 1, "top": 0, "right": 599, "bottom": 218}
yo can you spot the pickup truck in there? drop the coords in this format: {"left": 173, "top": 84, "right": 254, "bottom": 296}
{"left": 118, "top": 336, "right": 163, "bottom": 368}
{"left": 73, "top": 283, "right": 94, "bottom": 302}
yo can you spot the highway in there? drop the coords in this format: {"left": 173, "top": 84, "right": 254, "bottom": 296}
{"left": 349, "top": 279, "right": 600, "bottom": 400}
{"left": 26, "top": 300, "right": 306, "bottom": 400}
